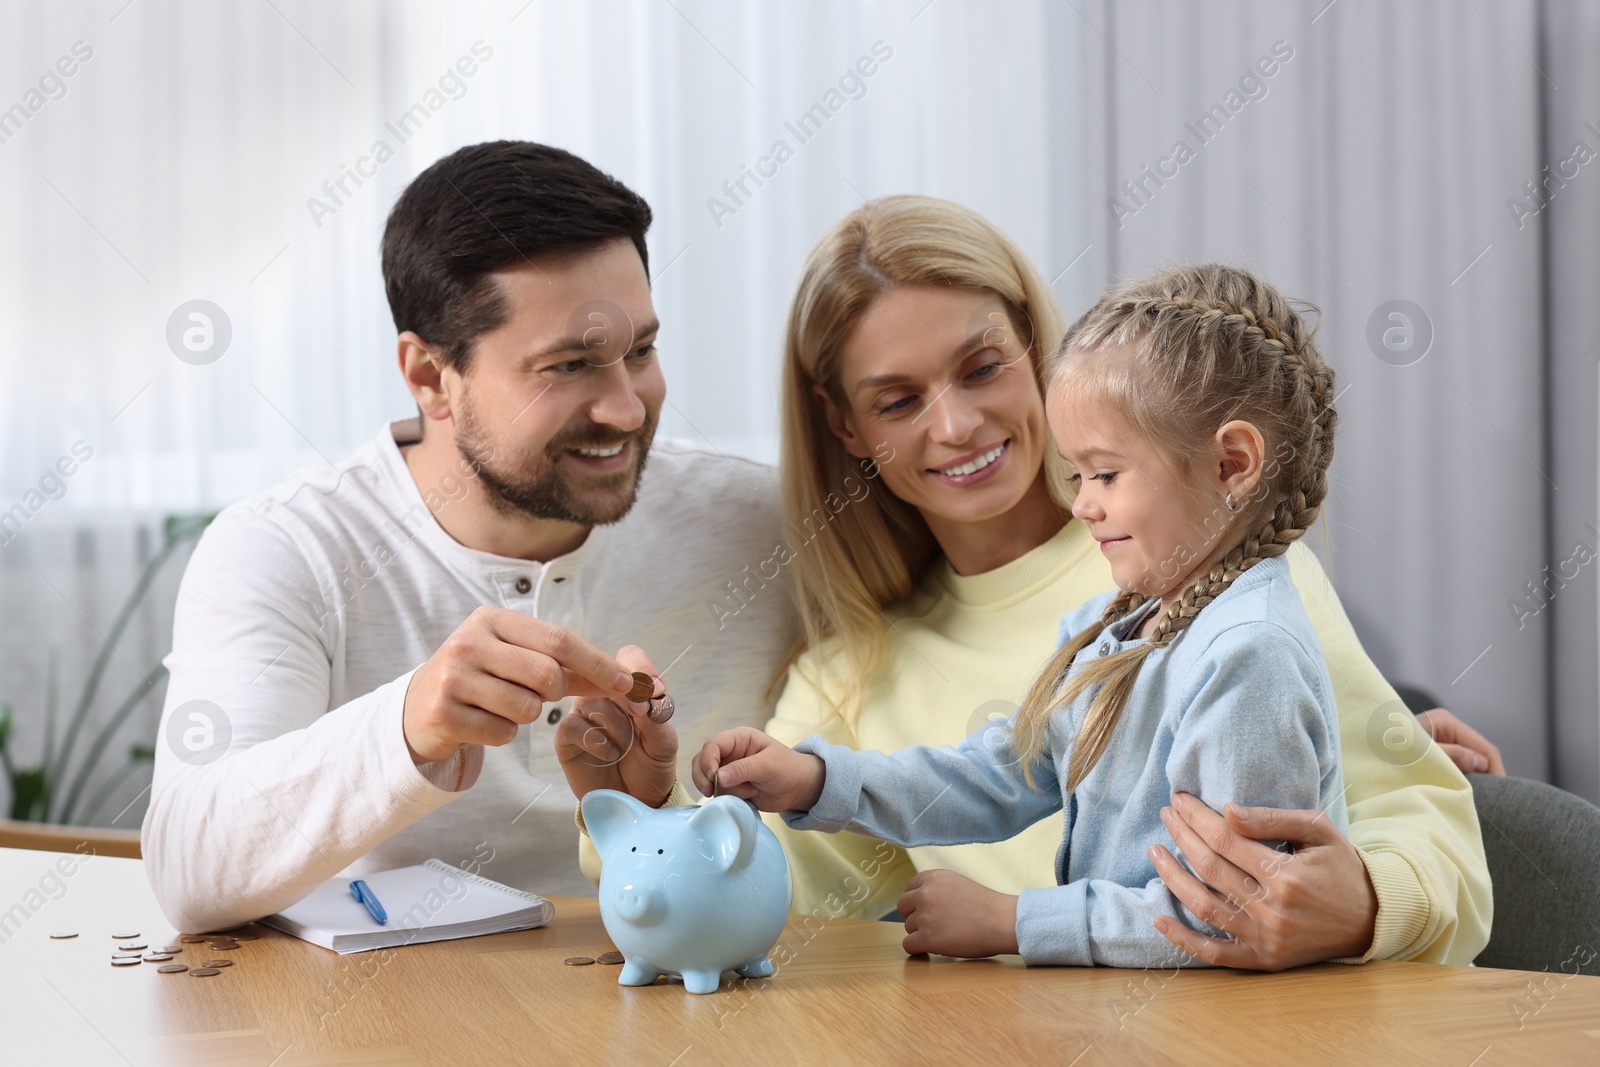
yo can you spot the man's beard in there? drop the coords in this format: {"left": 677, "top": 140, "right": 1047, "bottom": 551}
{"left": 453, "top": 396, "right": 656, "bottom": 527}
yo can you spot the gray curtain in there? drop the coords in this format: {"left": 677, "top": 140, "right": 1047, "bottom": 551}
{"left": 1051, "top": 0, "right": 1598, "bottom": 799}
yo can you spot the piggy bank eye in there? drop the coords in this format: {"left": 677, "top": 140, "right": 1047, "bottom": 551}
{"left": 630, "top": 846, "right": 636, "bottom": 852}
{"left": 657, "top": 849, "right": 664, "bottom": 855}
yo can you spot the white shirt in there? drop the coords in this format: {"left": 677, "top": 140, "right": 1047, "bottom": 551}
{"left": 142, "top": 418, "right": 798, "bottom": 932}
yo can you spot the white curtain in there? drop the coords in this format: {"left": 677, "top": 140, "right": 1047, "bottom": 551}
{"left": 0, "top": 0, "right": 1082, "bottom": 823}
{"left": 1061, "top": 0, "right": 1600, "bottom": 799}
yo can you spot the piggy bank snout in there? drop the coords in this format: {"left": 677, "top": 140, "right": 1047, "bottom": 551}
{"left": 612, "top": 883, "right": 665, "bottom": 925}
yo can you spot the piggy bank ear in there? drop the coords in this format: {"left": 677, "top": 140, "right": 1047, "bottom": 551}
{"left": 687, "top": 795, "right": 760, "bottom": 872}
{"left": 581, "top": 789, "right": 652, "bottom": 855}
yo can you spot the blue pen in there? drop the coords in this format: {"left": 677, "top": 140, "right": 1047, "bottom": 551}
{"left": 350, "top": 879, "right": 387, "bottom": 925}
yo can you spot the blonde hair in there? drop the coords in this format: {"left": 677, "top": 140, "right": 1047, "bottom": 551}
{"left": 779, "top": 195, "right": 1071, "bottom": 723}
{"left": 1012, "top": 263, "right": 1338, "bottom": 790}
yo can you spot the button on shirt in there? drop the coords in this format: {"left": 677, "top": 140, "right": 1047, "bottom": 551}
{"left": 143, "top": 418, "right": 799, "bottom": 933}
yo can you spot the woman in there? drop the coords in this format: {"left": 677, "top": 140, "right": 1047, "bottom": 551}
{"left": 749, "top": 196, "right": 1483, "bottom": 966}
{"left": 568, "top": 196, "right": 1492, "bottom": 969}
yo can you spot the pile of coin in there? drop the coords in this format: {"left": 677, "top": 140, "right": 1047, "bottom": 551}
{"left": 56, "top": 925, "right": 264, "bottom": 977}
{"left": 627, "top": 672, "right": 674, "bottom": 725}
{"left": 564, "top": 950, "right": 625, "bottom": 966}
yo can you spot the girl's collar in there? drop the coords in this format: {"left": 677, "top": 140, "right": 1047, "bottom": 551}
{"left": 1112, "top": 595, "right": 1164, "bottom": 641}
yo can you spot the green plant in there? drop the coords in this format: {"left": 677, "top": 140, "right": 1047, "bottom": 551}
{"left": 0, "top": 512, "right": 215, "bottom": 825}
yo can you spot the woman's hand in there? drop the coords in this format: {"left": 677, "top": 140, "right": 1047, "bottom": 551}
{"left": 554, "top": 646, "right": 678, "bottom": 808}
{"left": 1415, "top": 707, "right": 1506, "bottom": 775}
{"left": 692, "top": 728, "right": 825, "bottom": 812}
{"left": 898, "top": 869, "right": 1019, "bottom": 958}
{"left": 1148, "top": 792, "right": 1377, "bottom": 970}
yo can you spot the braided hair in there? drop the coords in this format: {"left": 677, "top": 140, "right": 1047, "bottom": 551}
{"left": 1012, "top": 264, "right": 1338, "bottom": 791}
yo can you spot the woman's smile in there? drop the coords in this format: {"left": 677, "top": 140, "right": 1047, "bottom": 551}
{"left": 928, "top": 439, "right": 1010, "bottom": 487}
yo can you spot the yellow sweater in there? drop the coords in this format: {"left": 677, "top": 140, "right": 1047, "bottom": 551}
{"left": 762, "top": 521, "right": 1492, "bottom": 965}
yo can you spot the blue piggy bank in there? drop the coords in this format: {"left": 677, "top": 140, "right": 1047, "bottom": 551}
{"left": 581, "top": 789, "right": 792, "bottom": 994}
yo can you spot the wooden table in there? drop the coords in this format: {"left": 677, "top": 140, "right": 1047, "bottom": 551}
{"left": 3, "top": 847, "right": 1596, "bottom": 1065}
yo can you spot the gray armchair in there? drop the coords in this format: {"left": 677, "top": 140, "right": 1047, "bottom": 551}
{"left": 1468, "top": 772, "right": 1600, "bottom": 975}
{"left": 1392, "top": 681, "right": 1599, "bottom": 973}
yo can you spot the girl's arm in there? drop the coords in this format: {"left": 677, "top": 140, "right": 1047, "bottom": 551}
{"left": 1017, "top": 619, "right": 1342, "bottom": 967}
{"left": 781, "top": 724, "right": 1062, "bottom": 848}
{"left": 700, "top": 720, "right": 1062, "bottom": 850}
{"left": 1150, "top": 543, "right": 1493, "bottom": 968}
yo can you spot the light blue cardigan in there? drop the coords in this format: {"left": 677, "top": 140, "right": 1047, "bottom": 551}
{"left": 785, "top": 554, "right": 1347, "bottom": 967}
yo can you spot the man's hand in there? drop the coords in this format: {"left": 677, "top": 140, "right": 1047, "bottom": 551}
{"left": 899, "top": 869, "right": 1019, "bottom": 958}
{"left": 692, "top": 728, "right": 825, "bottom": 813}
{"left": 1148, "top": 792, "right": 1377, "bottom": 970}
{"left": 1415, "top": 707, "right": 1505, "bottom": 775}
{"left": 402, "top": 606, "right": 634, "bottom": 765}
{"left": 555, "top": 646, "right": 679, "bottom": 807}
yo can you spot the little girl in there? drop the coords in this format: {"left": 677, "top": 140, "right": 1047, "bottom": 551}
{"left": 693, "top": 264, "right": 1346, "bottom": 967}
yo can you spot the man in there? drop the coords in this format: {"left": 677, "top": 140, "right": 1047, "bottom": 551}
{"left": 143, "top": 141, "right": 797, "bottom": 932}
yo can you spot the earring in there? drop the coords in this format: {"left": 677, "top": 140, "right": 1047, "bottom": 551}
{"left": 1224, "top": 492, "right": 1241, "bottom": 513}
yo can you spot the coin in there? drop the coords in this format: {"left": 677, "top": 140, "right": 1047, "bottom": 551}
{"left": 111, "top": 958, "right": 141, "bottom": 966}
{"left": 156, "top": 964, "right": 189, "bottom": 974}
{"left": 154, "top": 945, "right": 184, "bottom": 954}
{"left": 111, "top": 954, "right": 143, "bottom": 962}
{"left": 231, "top": 931, "right": 260, "bottom": 941}
{"left": 207, "top": 940, "right": 240, "bottom": 950}
{"left": 564, "top": 956, "right": 596, "bottom": 966}
{"left": 627, "top": 672, "right": 655, "bottom": 703}
{"left": 179, "top": 935, "right": 207, "bottom": 943}
{"left": 143, "top": 954, "right": 175, "bottom": 962}
{"left": 646, "top": 695, "right": 675, "bottom": 725}
{"left": 111, "top": 931, "right": 139, "bottom": 939}
{"left": 117, "top": 943, "right": 147, "bottom": 951}
{"left": 49, "top": 932, "right": 77, "bottom": 939}
{"left": 202, "top": 959, "right": 234, "bottom": 968}
{"left": 189, "top": 967, "right": 222, "bottom": 977}
{"left": 597, "top": 951, "right": 624, "bottom": 965}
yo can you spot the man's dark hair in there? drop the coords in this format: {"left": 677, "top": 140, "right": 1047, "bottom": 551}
{"left": 381, "top": 140, "right": 653, "bottom": 372}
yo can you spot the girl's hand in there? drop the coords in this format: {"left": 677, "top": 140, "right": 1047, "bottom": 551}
{"left": 555, "top": 646, "right": 678, "bottom": 808}
{"left": 898, "top": 869, "right": 1020, "bottom": 958}
{"left": 692, "top": 728, "right": 825, "bottom": 812}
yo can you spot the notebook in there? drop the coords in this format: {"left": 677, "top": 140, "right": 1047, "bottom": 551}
{"left": 262, "top": 858, "right": 555, "bottom": 954}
